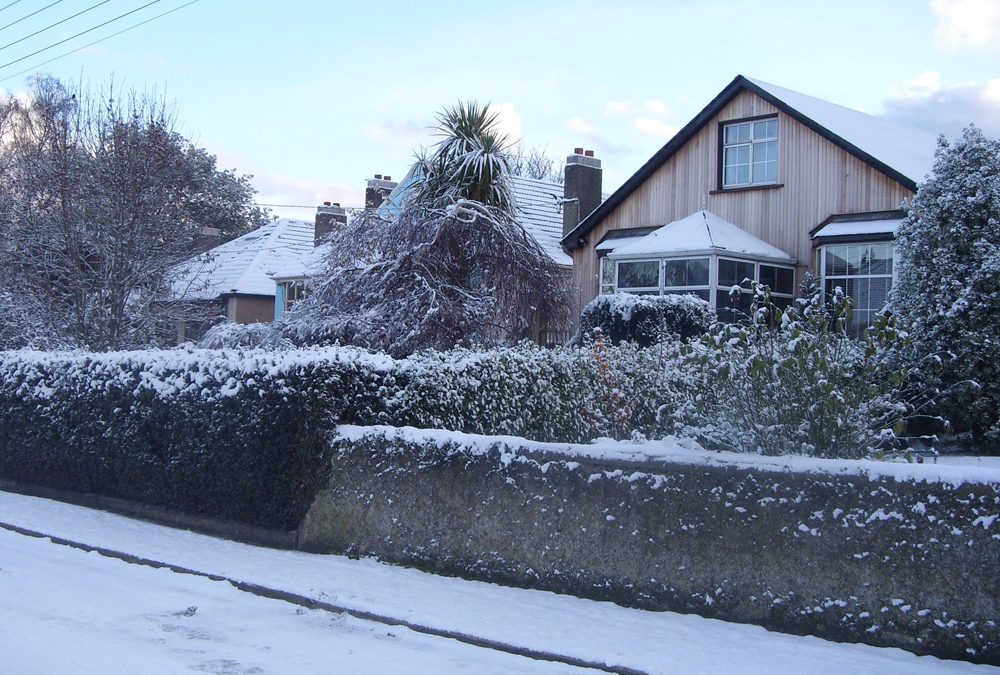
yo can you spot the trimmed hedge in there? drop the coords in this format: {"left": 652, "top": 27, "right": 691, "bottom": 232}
{"left": 572, "top": 293, "right": 716, "bottom": 346}
{"left": 0, "top": 348, "right": 395, "bottom": 529}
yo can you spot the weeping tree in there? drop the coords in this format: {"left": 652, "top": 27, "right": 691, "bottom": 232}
{"left": 278, "top": 101, "right": 570, "bottom": 356}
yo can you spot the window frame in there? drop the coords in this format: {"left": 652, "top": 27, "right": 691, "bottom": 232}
{"left": 719, "top": 115, "right": 779, "bottom": 190}
{"left": 714, "top": 256, "right": 795, "bottom": 319}
{"left": 818, "top": 242, "right": 895, "bottom": 335}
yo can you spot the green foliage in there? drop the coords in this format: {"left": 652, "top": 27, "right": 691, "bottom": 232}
{"left": 671, "top": 277, "right": 916, "bottom": 458}
{"left": 412, "top": 101, "right": 515, "bottom": 214}
{"left": 572, "top": 293, "right": 716, "bottom": 347}
{"left": 892, "top": 126, "right": 1000, "bottom": 448}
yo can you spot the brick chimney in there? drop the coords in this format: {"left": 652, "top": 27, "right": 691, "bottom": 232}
{"left": 192, "top": 226, "right": 222, "bottom": 252}
{"left": 315, "top": 201, "right": 348, "bottom": 246}
{"left": 365, "top": 174, "right": 398, "bottom": 209}
{"left": 563, "top": 148, "right": 602, "bottom": 237}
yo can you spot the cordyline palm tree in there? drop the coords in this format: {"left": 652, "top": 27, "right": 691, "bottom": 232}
{"left": 412, "top": 101, "right": 515, "bottom": 215}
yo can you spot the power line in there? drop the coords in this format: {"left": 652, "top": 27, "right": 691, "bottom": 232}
{"left": 0, "top": 0, "right": 199, "bottom": 83}
{"left": 0, "top": 0, "right": 163, "bottom": 71}
{"left": 0, "top": 0, "right": 65, "bottom": 33}
{"left": 255, "top": 202, "right": 364, "bottom": 210}
{"left": 0, "top": 1, "right": 111, "bottom": 54}
{"left": 0, "top": 1, "right": 25, "bottom": 15}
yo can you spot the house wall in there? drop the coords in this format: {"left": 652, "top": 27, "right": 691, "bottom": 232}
{"left": 572, "top": 90, "right": 915, "bottom": 306}
{"left": 226, "top": 295, "right": 276, "bottom": 324}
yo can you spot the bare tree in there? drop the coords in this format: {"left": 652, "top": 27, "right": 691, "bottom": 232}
{"left": 505, "top": 144, "right": 564, "bottom": 183}
{"left": 0, "top": 77, "right": 267, "bottom": 350}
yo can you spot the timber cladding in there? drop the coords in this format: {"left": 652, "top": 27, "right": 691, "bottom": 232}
{"left": 572, "top": 89, "right": 915, "bottom": 306}
{"left": 303, "top": 428, "right": 1000, "bottom": 665}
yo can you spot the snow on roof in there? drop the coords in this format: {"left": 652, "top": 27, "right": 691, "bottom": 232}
{"left": 813, "top": 217, "right": 902, "bottom": 239}
{"left": 595, "top": 235, "right": 646, "bottom": 252}
{"left": 747, "top": 77, "right": 940, "bottom": 185}
{"left": 171, "top": 218, "right": 315, "bottom": 300}
{"left": 510, "top": 176, "right": 572, "bottom": 267}
{"left": 609, "top": 210, "right": 796, "bottom": 263}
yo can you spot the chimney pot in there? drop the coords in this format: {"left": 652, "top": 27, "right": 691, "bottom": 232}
{"left": 384, "top": 175, "right": 391, "bottom": 181}
{"left": 584, "top": 149, "right": 595, "bottom": 157}
{"left": 323, "top": 201, "right": 331, "bottom": 206}
{"left": 332, "top": 202, "right": 340, "bottom": 207}
{"left": 375, "top": 174, "right": 382, "bottom": 180}
{"left": 574, "top": 147, "right": 584, "bottom": 155}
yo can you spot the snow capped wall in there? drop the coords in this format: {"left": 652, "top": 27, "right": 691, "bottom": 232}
{"left": 305, "top": 426, "right": 1000, "bottom": 665}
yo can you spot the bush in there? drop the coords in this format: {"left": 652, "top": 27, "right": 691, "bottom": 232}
{"left": 197, "top": 321, "right": 287, "bottom": 349}
{"left": 892, "top": 126, "right": 1000, "bottom": 448}
{"left": 390, "top": 340, "right": 687, "bottom": 442}
{"left": 572, "top": 293, "right": 715, "bottom": 347}
{"left": 0, "top": 347, "right": 397, "bottom": 528}
{"left": 669, "top": 280, "right": 916, "bottom": 458}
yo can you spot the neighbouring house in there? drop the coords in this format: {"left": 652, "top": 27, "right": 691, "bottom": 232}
{"left": 562, "top": 75, "right": 940, "bottom": 334}
{"left": 272, "top": 155, "right": 606, "bottom": 345}
{"left": 170, "top": 218, "right": 315, "bottom": 342}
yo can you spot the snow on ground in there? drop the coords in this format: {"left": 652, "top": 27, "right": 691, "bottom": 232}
{"left": 0, "top": 528, "right": 578, "bottom": 675}
{"left": 0, "top": 491, "right": 995, "bottom": 675}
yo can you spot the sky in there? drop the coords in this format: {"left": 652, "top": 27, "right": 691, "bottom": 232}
{"left": 0, "top": 0, "right": 996, "bottom": 221}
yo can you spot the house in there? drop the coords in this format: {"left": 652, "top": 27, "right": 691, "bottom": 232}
{"left": 272, "top": 154, "right": 606, "bottom": 344}
{"left": 170, "top": 217, "right": 315, "bottom": 341}
{"left": 561, "top": 75, "right": 940, "bottom": 334}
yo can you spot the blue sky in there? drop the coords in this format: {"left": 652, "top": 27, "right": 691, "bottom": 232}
{"left": 0, "top": 0, "right": 997, "bottom": 220}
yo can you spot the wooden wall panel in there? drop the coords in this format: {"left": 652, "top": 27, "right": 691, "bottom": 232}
{"left": 574, "top": 90, "right": 915, "bottom": 304}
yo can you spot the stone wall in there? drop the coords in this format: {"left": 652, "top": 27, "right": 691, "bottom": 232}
{"left": 301, "top": 427, "right": 1000, "bottom": 664}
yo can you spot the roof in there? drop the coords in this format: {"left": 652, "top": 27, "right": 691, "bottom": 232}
{"left": 171, "top": 218, "right": 315, "bottom": 300}
{"left": 563, "top": 75, "right": 941, "bottom": 251}
{"left": 609, "top": 210, "right": 796, "bottom": 264}
{"left": 509, "top": 176, "right": 571, "bottom": 267}
{"left": 811, "top": 210, "right": 905, "bottom": 242}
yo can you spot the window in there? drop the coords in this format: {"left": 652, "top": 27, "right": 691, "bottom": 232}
{"left": 616, "top": 260, "right": 660, "bottom": 295}
{"left": 722, "top": 118, "right": 778, "bottom": 188}
{"left": 820, "top": 242, "right": 893, "bottom": 335}
{"left": 281, "top": 280, "right": 308, "bottom": 314}
{"left": 714, "top": 257, "right": 795, "bottom": 321}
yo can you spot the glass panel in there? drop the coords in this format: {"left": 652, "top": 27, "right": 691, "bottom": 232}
{"left": 869, "top": 242, "right": 893, "bottom": 275}
{"left": 724, "top": 125, "right": 739, "bottom": 144}
{"left": 737, "top": 164, "right": 749, "bottom": 184}
{"left": 825, "top": 245, "right": 847, "bottom": 276}
{"left": 725, "top": 166, "right": 739, "bottom": 186}
{"left": 765, "top": 119, "right": 778, "bottom": 138}
{"left": 687, "top": 258, "right": 710, "bottom": 285}
{"left": 752, "top": 162, "right": 767, "bottom": 184}
{"left": 764, "top": 160, "right": 777, "bottom": 182}
{"left": 663, "top": 258, "right": 710, "bottom": 287}
{"left": 737, "top": 123, "right": 751, "bottom": 143}
{"left": 736, "top": 145, "right": 750, "bottom": 163}
{"left": 600, "top": 257, "right": 615, "bottom": 286}
{"left": 617, "top": 260, "right": 659, "bottom": 289}
{"left": 718, "top": 259, "right": 755, "bottom": 287}
{"left": 765, "top": 140, "right": 778, "bottom": 161}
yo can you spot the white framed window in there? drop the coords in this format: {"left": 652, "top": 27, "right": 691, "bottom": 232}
{"left": 715, "top": 257, "right": 795, "bottom": 320}
{"left": 819, "top": 242, "right": 893, "bottom": 335}
{"left": 615, "top": 259, "right": 661, "bottom": 295}
{"left": 662, "top": 257, "right": 711, "bottom": 301}
{"left": 281, "top": 280, "right": 308, "bottom": 314}
{"left": 723, "top": 118, "right": 778, "bottom": 188}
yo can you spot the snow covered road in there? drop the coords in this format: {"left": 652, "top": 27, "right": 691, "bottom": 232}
{"left": 0, "top": 490, "right": 995, "bottom": 675}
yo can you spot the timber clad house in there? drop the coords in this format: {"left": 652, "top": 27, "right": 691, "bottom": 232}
{"left": 562, "top": 75, "right": 940, "bottom": 334}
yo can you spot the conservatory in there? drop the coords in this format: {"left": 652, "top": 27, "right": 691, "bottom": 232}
{"left": 600, "top": 210, "right": 797, "bottom": 320}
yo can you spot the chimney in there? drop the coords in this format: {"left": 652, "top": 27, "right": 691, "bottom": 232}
{"left": 365, "top": 174, "right": 399, "bottom": 209}
{"left": 563, "top": 148, "right": 602, "bottom": 237}
{"left": 192, "top": 226, "right": 222, "bottom": 252}
{"left": 314, "top": 201, "right": 348, "bottom": 246}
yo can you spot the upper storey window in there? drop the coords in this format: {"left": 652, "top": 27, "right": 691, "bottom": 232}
{"left": 722, "top": 118, "right": 778, "bottom": 188}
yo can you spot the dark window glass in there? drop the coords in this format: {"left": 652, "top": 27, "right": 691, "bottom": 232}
{"left": 718, "top": 259, "right": 755, "bottom": 288}
{"left": 617, "top": 260, "right": 659, "bottom": 289}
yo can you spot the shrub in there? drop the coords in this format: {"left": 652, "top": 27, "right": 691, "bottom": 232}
{"left": 0, "top": 347, "right": 397, "bottom": 528}
{"left": 670, "top": 280, "right": 916, "bottom": 458}
{"left": 390, "top": 340, "right": 686, "bottom": 442}
{"left": 572, "top": 293, "right": 715, "bottom": 347}
{"left": 892, "top": 126, "right": 1000, "bottom": 448}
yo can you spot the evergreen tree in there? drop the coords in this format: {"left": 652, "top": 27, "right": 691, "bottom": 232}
{"left": 892, "top": 126, "right": 1000, "bottom": 447}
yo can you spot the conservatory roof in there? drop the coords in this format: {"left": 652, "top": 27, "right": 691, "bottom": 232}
{"left": 171, "top": 218, "right": 315, "bottom": 301}
{"left": 608, "top": 210, "right": 796, "bottom": 263}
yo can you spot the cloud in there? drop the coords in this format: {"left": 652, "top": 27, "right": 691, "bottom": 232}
{"left": 932, "top": 0, "right": 1000, "bottom": 52}
{"left": 364, "top": 118, "right": 430, "bottom": 153}
{"left": 604, "top": 100, "right": 635, "bottom": 116}
{"left": 883, "top": 71, "right": 1000, "bottom": 137}
{"left": 632, "top": 117, "right": 679, "bottom": 139}
{"left": 644, "top": 99, "right": 672, "bottom": 116}
{"left": 493, "top": 101, "right": 523, "bottom": 143}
